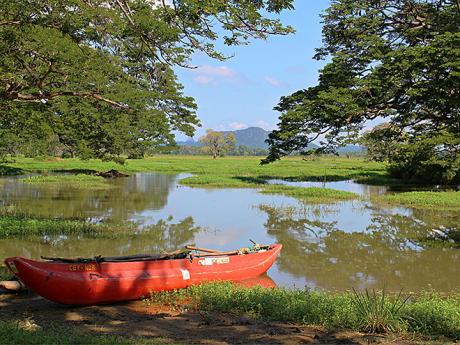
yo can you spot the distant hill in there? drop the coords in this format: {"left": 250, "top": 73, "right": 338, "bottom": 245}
{"left": 176, "top": 126, "right": 321, "bottom": 150}
{"left": 221, "top": 127, "right": 270, "bottom": 148}
{"left": 337, "top": 144, "right": 365, "bottom": 154}
{"left": 176, "top": 127, "right": 271, "bottom": 148}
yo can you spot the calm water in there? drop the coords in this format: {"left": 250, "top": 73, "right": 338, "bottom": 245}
{"left": 1, "top": 173, "right": 459, "bottom": 293}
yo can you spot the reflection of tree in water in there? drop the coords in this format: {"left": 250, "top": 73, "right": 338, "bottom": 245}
{"left": 0, "top": 216, "right": 203, "bottom": 259}
{"left": 260, "top": 204, "right": 460, "bottom": 292}
{"left": 0, "top": 173, "right": 177, "bottom": 221}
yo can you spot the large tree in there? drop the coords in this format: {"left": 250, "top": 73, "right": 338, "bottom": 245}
{"left": 0, "top": 0, "right": 294, "bottom": 159}
{"left": 263, "top": 0, "right": 459, "bottom": 183}
{"left": 199, "top": 129, "right": 236, "bottom": 158}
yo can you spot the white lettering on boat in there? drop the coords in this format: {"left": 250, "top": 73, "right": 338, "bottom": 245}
{"left": 198, "top": 257, "right": 230, "bottom": 266}
{"left": 180, "top": 269, "right": 190, "bottom": 280}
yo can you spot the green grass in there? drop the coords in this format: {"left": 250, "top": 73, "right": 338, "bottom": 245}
{"left": 146, "top": 282, "right": 460, "bottom": 339}
{"left": 376, "top": 191, "right": 460, "bottom": 209}
{"left": 0, "top": 321, "right": 173, "bottom": 345}
{"left": 2, "top": 156, "right": 457, "bottom": 207}
{"left": 260, "top": 185, "right": 357, "bottom": 202}
{"left": 0, "top": 206, "right": 140, "bottom": 238}
{"left": 21, "top": 174, "right": 112, "bottom": 189}
{"left": 1, "top": 155, "right": 387, "bottom": 184}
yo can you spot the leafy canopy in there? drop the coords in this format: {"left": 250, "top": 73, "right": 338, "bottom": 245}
{"left": 199, "top": 129, "right": 236, "bottom": 158}
{"left": 263, "top": 0, "right": 460, "bottom": 182}
{"left": 0, "top": 0, "right": 294, "bottom": 159}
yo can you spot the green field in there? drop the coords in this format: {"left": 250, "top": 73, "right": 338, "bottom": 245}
{"left": 1, "top": 155, "right": 386, "bottom": 182}
{"left": 1, "top": 155, "right": 459, "bottom": 208}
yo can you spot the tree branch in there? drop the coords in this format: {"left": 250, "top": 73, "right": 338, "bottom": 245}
{"left": 11, "top": 91, "right": 129, "bottom": 109}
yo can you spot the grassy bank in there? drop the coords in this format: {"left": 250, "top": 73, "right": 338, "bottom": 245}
{"left": 376, "top": 191, "right": 460, "bottom": 209}
{"left": 1, "top": 156, "right": 386, "bottom": 184}
{"left": 2, "top": 156, "right": 458, "bottom": 207}
{"left": 0, "top": 321, "right": 172, "bottom": 345}
{"left": 22, "top": 174, "right": 112, "bottom": 189}
{"left": 0, "top": 206, "right": 110, "bottom": 238}
{"left": 147, "top": 283, "right": 460, "bottom": 340}
{"left": 260, "top": 185, "right": 357, "bottom": 202}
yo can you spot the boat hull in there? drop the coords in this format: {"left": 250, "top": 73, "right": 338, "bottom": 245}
{"left": 4, "top": 244, "right": 282, "bottom": 305}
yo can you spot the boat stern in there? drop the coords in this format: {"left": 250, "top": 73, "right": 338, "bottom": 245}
{"left": 4, "top": 257, "right": 20, "bottom": 276}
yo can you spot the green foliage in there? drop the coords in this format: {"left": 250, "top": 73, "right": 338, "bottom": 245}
{"left": 199, "top": 129, "right": 237, "bottom": 158}
{"left": 263, "top": 0, "right": 460, "bottom": 185}
{"left": 360, "top": 123, "right": 405, "bottom": 163}
{"left": 0, "top": 0, "right": 294, "bottom": 160}
{"left": 388, "top": 131, "right": 460, "bottom": 184}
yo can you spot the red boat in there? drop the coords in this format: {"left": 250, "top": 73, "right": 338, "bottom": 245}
{"left": 4, "top": 244, "right": 282, "bottom": 305}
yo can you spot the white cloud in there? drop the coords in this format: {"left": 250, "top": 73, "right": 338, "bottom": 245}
{"left": 253, "top": 120, "right": 277, "bottom": 131}
{"left": 192, "top": 65, "right": 239, "bottom": 85}
{"left": 264, "top": 76, "right": 286, "bottom": 88}
{"left": 193, "top": 76, "right": 213, "bottom": 85}
{"left": 229, "top": 122, "right": 248, "bottom": 130}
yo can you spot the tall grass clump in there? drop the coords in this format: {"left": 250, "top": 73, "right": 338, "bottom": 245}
{"left": 351, "top": 288, "right": 409, "bottom": 333}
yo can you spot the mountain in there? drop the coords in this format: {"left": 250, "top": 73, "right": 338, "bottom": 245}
{"left": 176, "top": 127, "right": 271, "bottom": 148}
{"left": 176, "top": 127, "right": 321, "bottom": 150}
{"left": 221, "top": 127, "right": 270, "bottom": 148}
{"left": 336, "top": 145, "right": 365, "bottom": 154}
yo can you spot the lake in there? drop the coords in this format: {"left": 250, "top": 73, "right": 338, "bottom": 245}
{"left": 1, "top": 172, "right": 459, "bottom": 293}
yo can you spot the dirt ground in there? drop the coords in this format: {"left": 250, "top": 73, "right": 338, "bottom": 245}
{"left": 0, "top": 292, "right": 437, "bottom": 345}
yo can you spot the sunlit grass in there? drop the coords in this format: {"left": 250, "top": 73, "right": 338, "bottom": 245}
{"left": 146, "top": 282, "right": 460, "bottom": 339}
{"left": 22, "top": 174, "right": 112, "bottom": 189}
{"left": 260, "top": 185, "right": 357, "bottom": 202}
{"left": 375, "top": 191, "right": 460, "bottom": 209}
{"left": 2, "top": 155, "right": 387, "bottom": 183}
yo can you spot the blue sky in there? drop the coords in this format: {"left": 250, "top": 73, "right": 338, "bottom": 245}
{"left": 174, "top": 0, "right": 331, "bottom": 140}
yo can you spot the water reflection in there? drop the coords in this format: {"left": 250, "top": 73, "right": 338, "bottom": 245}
{"left": 0, "top": 216, "right": 203, "bottom": 259}
{"left": 0, "top": 173, "right": 178, "bottom": 222}
{"left": 267, "top": 179, "right": 388, "bottom": 196}
{"left": 0, "top": 172, "right": 459, "bottom": 293}
{"left": 260, "top": 203, "right": 460, "bottom": 292}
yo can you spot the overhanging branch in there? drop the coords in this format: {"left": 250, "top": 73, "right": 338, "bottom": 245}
{"left": 11, "top": 91, "right": 129, "bottom": 109}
